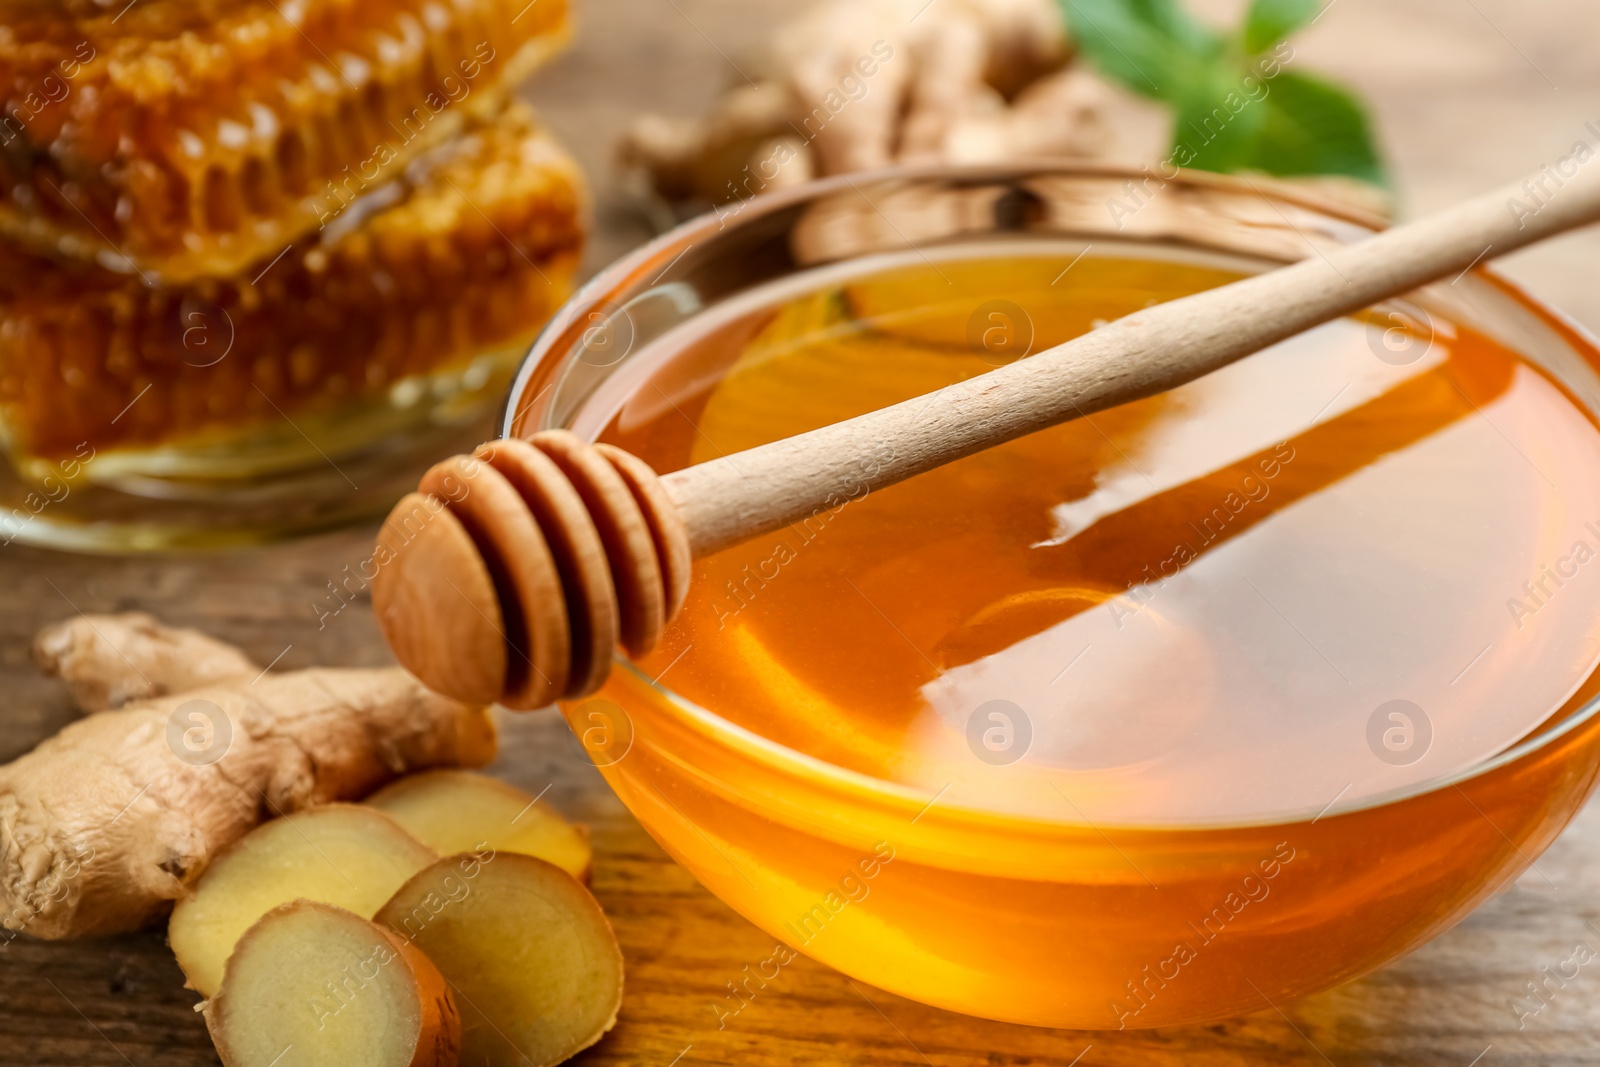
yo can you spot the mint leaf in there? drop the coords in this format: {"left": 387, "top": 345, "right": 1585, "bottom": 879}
{"left": 1174, "top": 70, "right": 1385, "bottom": 183}
{"left": 1059, "top": 0, "right": 1388, "bottom": 186}
{"left": 1246, "top": 72, "right": 1386, "bottom": 183}
{"left": 1172, "top": 79, "right": 1272, "bottom": 173}
{"left": 1242, "top": 0, "right": 1320, "bottom": 53}
{"left": 1060, "top": 0, "right": 1220, "bottom": 100}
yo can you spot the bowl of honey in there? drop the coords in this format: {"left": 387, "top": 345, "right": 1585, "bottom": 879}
{"left": 507, "top": 164, "right": 1600, "bottom": 1028}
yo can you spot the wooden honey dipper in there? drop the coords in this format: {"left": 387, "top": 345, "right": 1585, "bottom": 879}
{"left": 374, "top": 158, "right": 1600, "bottom": 708}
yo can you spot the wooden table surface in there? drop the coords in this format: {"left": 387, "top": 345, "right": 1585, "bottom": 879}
{"left": 6, "top": 1, "right": 1600, "bottom": 1064}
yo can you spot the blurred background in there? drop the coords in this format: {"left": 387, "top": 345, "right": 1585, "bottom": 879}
{"left": 533, "top": 0, "right": 1600, "bottom": 327}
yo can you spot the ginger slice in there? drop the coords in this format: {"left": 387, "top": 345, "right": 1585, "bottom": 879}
{"left": 377, "top": 852, "right": 623, "bottom": 1067}
{"left": 0, "top": 665, "right": 493, "bottom": 942}
{"left": 170, "top": 805, "right": 437, "bottom": 999}
{"left": 206, "top": 900, "right": 460, "bottom": 1067}
{"left": 365, "top": 771, "right": 592, "bottom": 882}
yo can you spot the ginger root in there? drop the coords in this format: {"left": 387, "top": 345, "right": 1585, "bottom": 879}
{"left": 170, "top": 804, "right": 438, "bottom": 998}
{"left": 33, "top": 612, "right": 260, "bottom": 712}
{"left": 206, "top": 900, "right": 461, "bottom": 1067}
{"left": 377, "top": 852, "right": 623, "bottom": 1067}
{"left": 0, "top": 616, "right": 495, "bottom": 941}
{"left": 620, "top": 0, "right": 1393, "bottom": 224}
{"left": 365, "top": 770, "right": 592, "bottom": 882}
{"left": 619, "top": 0, "right": 1112, "bottom": 206}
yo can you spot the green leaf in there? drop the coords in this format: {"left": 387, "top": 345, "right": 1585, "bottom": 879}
{"left": 1060, "top": 0, "right": 1221, "bottom": 101}
{"left": 1171, "top": 79, "right": 1271, "bottom": 173}
{"left": 1247, "top": 71, "right": 1386, "bottom": 183}
{"left": 1058, "top": 0, "right": 1387, "bottom": 187}
{"left": 1242, "top": 0, "right": 1320, "bottom": 54}
{"left": 1177, "top": 71, "right": 1387, "bottom": 185}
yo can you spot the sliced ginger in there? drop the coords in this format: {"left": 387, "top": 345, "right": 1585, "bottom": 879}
{"left": 170, "top": 805, "right": 437, "bottom": 998}
{"left": 365, "top": 770, "right": 592, "bottom": 881}
{"left": 1, "top": 614, "right": 493, "bottom": 942}
{"left": 377, "top": 852, "right": 623, "bottom": 1067}
{"left": 206, "top": 900, "right": 460, "bottom": 1067}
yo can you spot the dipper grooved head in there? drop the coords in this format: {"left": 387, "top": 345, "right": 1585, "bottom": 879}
{"left": 372, "top": 431, "right": 689, "bottom": 708}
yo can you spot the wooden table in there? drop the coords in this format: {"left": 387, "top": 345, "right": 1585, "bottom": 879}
{"left": 7, "top": 1, "right": 1600, "bottom": 1063}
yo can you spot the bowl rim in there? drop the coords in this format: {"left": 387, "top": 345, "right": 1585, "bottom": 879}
{"left": 508, "top": 159, "right": 1600, "bottom": 835}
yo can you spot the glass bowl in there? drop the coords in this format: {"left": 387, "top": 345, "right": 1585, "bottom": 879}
{"left": 506, "top": 163, "right": 1600, "bottom": 1029}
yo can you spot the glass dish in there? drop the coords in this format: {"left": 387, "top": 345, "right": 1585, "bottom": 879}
{"left": 507, "top": 163, "right": 1600, "bottom": 1028}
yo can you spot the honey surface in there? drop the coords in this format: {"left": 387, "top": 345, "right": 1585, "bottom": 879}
{"left": 596, "top": 250, "right": 1600, "bottom": 825}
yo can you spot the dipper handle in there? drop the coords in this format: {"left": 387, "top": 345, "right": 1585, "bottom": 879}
{"left": 374, "top": 159, "right": 1600, "bottom": 708}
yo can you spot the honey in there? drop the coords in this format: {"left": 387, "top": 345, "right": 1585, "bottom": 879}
{"left": 562, "top": 244, "right": 1600, "bottom": 1026}
{"left": 599, "top": 250, "right": 1600, "bottom": 822}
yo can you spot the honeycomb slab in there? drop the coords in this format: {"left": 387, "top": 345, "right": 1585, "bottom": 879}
{"left": 0, "top": 100, "right": 584, "bottom": 460}
{"left": 0, "top": 0, "right": 570, "bottom": 281}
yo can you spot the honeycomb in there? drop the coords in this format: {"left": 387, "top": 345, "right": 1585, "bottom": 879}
{"left": 0, "top": 0, "right": 569, "bottom": 282}
{"left": 0, "top": 100, "right": 585, "bottom": 459}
